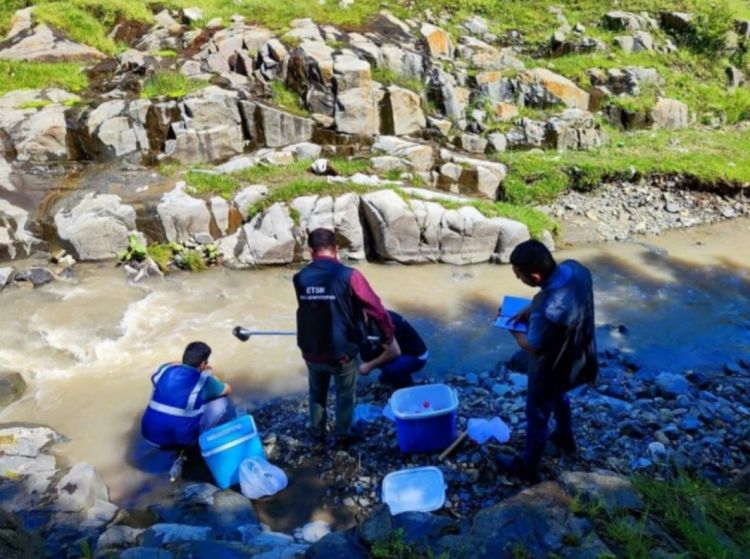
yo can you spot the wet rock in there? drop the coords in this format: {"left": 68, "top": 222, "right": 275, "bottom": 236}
{"left": 655, "top": 372, "right": 690, "bottom": 399}
{"left": 13, "top": 266, "right": 53, "bottom": 287}
{"left": 54, "top": 193, "right": 138, "bottom": 261}
{"left": 0, "top": 509, "right": 45, "bottom": 559}
{"left": 305, "top": 531, "right": 367, "bottom": 559}
{"left": 54, "top": 463, "right": 109, "bottom": 513}
{"left": 301, "top": 520, "right": 331, "bottom": 543}
{"left": 140, "top": 524, "right": 213, "bottom": 546}
{"left": 0, "top": 24, "right": 105, "bottom": 62}
{"left": 0, "top": 267, "right": 13, "bottom": 290}
{"left": 0, "top": 372, "right": 26, "bottom": 408}
{"left": 358, "top": 504, "right": 392, "bottom": 545}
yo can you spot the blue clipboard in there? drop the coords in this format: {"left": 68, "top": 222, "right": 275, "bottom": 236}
{"left": 493, "top": 296, "right": 531, "bottom": 333}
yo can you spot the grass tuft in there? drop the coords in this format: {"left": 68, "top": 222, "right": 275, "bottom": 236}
{"left": 0, "top": 60, "right": 88, "bottom": 95}
{"left": 269, "top": 79, "right": 308, "bottom": 116}
{"left": 140, "top": 71, "right": 207, "bottom": 99}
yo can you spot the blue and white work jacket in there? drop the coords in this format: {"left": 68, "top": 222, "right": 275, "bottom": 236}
{"left": 141, "top": 363, "right": 209, "bottom": 447}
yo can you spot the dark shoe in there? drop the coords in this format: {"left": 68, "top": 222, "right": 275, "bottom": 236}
{"left": 497, "top": 453, "right": 540, "bottom": 483}
{"left": 334, "top": 430, "right": 364, "bottom": 449}
{"left": 549, "top": 431, "right": 577, "bottom": 454}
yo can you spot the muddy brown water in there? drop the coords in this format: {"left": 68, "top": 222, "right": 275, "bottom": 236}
{"left": 1, "top": 218, "right": 749, "bottom": 530}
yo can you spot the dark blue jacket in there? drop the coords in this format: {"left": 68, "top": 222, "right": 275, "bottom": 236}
{"left": 293, "top": 258, "right": 366, "bottom": 362}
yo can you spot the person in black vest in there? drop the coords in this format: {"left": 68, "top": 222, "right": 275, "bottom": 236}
{"left": 293, "top": 228, "right": 398, "bottom": 447}
{"left": 360, "top": 310, "right": 428, "bottom": 389}
{"left": 497, "top": 240, "right": 598, "bottom": 482}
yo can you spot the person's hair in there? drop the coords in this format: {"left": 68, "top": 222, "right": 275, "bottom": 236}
{"left": 182, "top": 341, "right": 211, "bottom": 368}
{"left": 510, "top": 240, "right": 556, "bottom": 278}
{"left": 307, "top": 228, "right": 337, "bottom": 252}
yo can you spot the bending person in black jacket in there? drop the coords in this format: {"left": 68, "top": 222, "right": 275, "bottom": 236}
{"left": 360, "top": 310, "right": 428, "bottom": 389}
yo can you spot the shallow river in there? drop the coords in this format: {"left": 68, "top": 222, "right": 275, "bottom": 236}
{"left": 1, "top": 219, "right": 749, "bottom": 511}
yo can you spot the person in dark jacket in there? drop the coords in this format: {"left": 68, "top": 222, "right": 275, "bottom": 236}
{"left": 293, "top": 228, "right": 398, "bottom": 446}
{"left": 498, "top": 240, "right": 598, "bottom": 482}
{"left": 141, "top": 341, "right": 232, "bottom": 448}
{"left": 360, "top": 310, "right": 428, "bottom": 389}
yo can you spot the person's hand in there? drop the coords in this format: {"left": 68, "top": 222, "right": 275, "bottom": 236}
{"left": 359, "top": 362, "right": 372, "bottom": 375}
{"left": 510, "top": 305, "right": 531, "bottom": 325}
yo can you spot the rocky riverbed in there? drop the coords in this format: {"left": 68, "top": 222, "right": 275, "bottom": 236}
{"left": 547, "top": 176, "right": 750, "bottom": 244}
{"left": 3, "top": 341, "right": 748, "bottom": 558}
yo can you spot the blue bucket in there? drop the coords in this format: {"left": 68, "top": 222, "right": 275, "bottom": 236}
{"left": 389, "top": 384, "right": 458, "bottom": 454}
{"left": 199, "top": 415, "right": 265, "bottom": 489}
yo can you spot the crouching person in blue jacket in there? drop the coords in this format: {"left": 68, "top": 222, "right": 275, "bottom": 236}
{"left": 141, "top": 341, "right": 232, "bottom": 448}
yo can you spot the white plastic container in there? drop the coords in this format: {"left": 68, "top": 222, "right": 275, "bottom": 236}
{"left": 381, "top": 466, "right": 446, "bottom": 515}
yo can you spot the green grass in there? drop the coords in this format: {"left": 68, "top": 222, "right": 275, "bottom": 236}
{"left": 140, "top": 71, "right": 207, "bottom": 99}
{"left": 185, "top": 157, "right": 371, "bottom": 199}
{"left": 582, "top": 473, "right": 750, "bottom": 559}
{"left": 269, "top": 80, "right": 308, "bottom": 116}
{"left": 0, "top": 60, "right": 88, "bottom": 95}
{"left": 372, "top": 67, "right": 424, "bottom": 93}
{"left": 147, "top": 243, "right": 178, "bottom": 271}
{"left": 246, "top": 177, "right": 372, "bottom": 218}
{"left": 185, "top": 170, "right": 240, "bottom": 199}
{"left": 497, "top": 127, "right": 750, "bottom": 206}
{"left": 15, "top": 99, "right": 53, "bottom": 110}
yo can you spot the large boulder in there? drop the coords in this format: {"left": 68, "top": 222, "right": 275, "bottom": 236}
{"left": 164, "top": 87, "right": 244, "bottom": 164}
{"left": 373, "top": 136, "right": 435, "bottom": 172}
{"left": 235, "top": 203, "right": 295, "bottom": 265}
{"left": 335, "top": 85, "right": 384, "bottom": 136}
{"left": 420, "top": 23, "right": 454, "bottom": 59}
{"left": 518, "top": 69, "right": 590, "bottom": 110}
{"left": 427, "top": 67, "right": 471, "bottom": 119}
{"left": 361, "top": 189, "right": 437, "bottom": 263}
{"left": 559, "top": 471, "right": 644, "bottom": 515}
{"left": 546, "top": 109, "right": 605, "bottom": 150}
{"left": 0, "top": 199, "right": 42, "bottom": 260}
{"left": 0, "top": 24, "right": 105, "bottom": 62}
{"left": 0, "top": 372, "right": 25, "bottom": 408}
{"left": 440, "top": 149, "right": 507, "bottom": 199}
{"left": 157, "top": 185, "right": 212, "bottom": 244}
{"left": 467, "top": 482, "right": 612, "bottom": 558}
{"left": 438, "top": 206, "right": 507, "bottom": 265}
{"left": 380, "top": 85, "right": 425, "bottom": 136}
{"left": 0, "top": 425, "right": 65, "bottom": 512}
{"left": 333, "top": 53, "right": 372, "bottom": 91}
{"left": 651, "top": 97, "right": 688, "bottom": 129}
{"left": 241, "top": 102, "right": 314, "bottom": 148}
{"left": 54, "top": 193, "right": 138, "bottom": 260}
{"left": 0, "top": 89, "right": 79, "bottom": 163}
{"left": 291, "top": 193, "right": 365, "bottom": 260}
{"left": 82, "top": 99, "right": 151, "bottom": 160}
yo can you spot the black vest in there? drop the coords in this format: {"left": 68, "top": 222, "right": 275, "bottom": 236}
{"left": 293, "top": 258, "right": 365, "bottom": 361}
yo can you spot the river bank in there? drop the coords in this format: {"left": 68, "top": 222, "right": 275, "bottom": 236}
{"left": 1, "top": 218, "right": 749, "bottom": 557}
